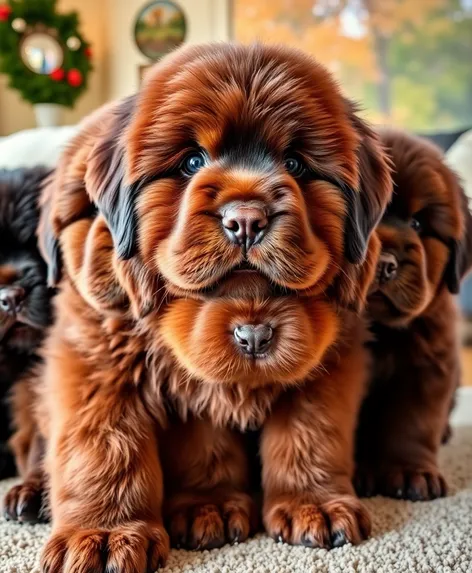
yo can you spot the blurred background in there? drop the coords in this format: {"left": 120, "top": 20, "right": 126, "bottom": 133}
{"left": 235, "top": 0, "right": 472, "bottom": 133}
{"left": 0, "top": 0, "right": 471, "bottom": 389}
{"left": 1, "top": 0, "right": 472, "bottom": 135}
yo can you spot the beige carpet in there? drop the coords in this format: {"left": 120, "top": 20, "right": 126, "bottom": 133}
{"left": 1, "top": 427, "right": 471, "bottom": 573}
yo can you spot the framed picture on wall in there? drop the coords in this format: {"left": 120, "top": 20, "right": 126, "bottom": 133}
{"left": 134, "top": 1, "right": 186, "bottom": 61}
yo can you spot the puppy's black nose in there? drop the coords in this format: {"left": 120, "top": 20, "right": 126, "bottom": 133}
{"left": 379, "top": 253, "right": 398, "bottom": 284}
{"left": 222, "top": 203, "right": 268, "bottom": 252}
{"left": 234, "top": 324, "right": 273, "bottom": 356}
{"left": 0, "top": 286, "right": 25, "bottom": 314}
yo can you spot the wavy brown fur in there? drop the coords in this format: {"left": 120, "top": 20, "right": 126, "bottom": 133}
{"left": 356, "top": 129, "right": 472, "bottom": 501}
{"left": 9, "top": 44, "right": 392, "bottom": 572}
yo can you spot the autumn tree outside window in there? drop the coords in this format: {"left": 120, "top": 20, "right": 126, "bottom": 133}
{"left": 232, "top": 0, "right": 472, "bottom": 131}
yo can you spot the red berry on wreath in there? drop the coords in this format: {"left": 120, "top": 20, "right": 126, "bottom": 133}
{"left": 50, "top": 68, "right": 65, "bottom": 81}
{"left": 67, "top": 68, "right": 83, "bottom": 87}
{"left": 84, "top": 47, "right": 92, "bottom": 59}
{"left": 0, "top": 4, "right": 13, "bottom": 22}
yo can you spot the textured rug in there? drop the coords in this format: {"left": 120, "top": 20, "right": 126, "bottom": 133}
{"left": 1, "top": 426, "right": 471, "bottom": 573}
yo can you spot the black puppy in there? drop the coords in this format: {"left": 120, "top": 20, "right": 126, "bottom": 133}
{"left": 0, "top": 167, "right": 53, "bottom": 478}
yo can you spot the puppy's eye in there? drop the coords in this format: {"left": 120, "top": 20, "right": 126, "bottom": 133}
{"left": 182, "top": 151, "right": 206, "bottom": 176}
{"left": 410, "top": 218, "right": 422, "bottom": 232}
{"left": 284, "top": 156, "right": 306, "bottom": 178}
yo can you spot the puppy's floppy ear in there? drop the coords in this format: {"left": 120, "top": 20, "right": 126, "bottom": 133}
{"left": 344, "top": 111, "right": 392, "bottom": 265}
{"left": 38, "top": 98, "right": 138, "bottom": 287}
{"left": 334, "top": 229, "right": 381, "bottom": 313}
{"left": 38, "top": 172, "right": 62, "bottom": 287}
{"left": 85, "top": 95, "right": 138, "bottom": 260}
{"left": 333, "top": 111, "right": 392, "bottom": 311}
{"left": 444, "top": 178, "right": 472, "bottom": 294}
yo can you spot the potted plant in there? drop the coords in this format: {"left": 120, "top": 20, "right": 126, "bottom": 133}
{"left": 0, "top": 0, "right": 92, "bottom": 127}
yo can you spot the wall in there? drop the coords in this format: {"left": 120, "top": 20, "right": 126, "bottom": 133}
{"left": 0, "top": 0, "right": 230, "bottom": 135}
{"left": 0, "top": 0, "right": 109, "bottom": 135}
{"left": 106, "top": 0, "right": 230, "bottom": 100}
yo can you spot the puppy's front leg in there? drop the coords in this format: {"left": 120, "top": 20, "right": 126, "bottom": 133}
{"left": 355, "top": 292, "right": 458, "bottom": 501}
{"left": 262, "top": 337, "right": 371, "bottom": 549}
{"left": 355, "top": 365, "right": 454, "bottom": 502}
{"left": 40, "top": 337, "right": 169, "bottom": 573}
{"left": 4, "top": 431, "right": 47, "bottom": 523}
{"left": 161, "top": 416, "right": 257, "bottom": 550}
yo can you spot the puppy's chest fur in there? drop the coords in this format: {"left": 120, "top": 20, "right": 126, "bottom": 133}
{"left": 62, "top": 287, "right": 357, "bottom": 431}
{"left": 367, "top": 290, "right": 459, "bottom": 390}
{"left": 145, "top": 345, "right": 284, "bottom": 430}
{"left": 73, "top": 309, "right": 284, "bottom": 431}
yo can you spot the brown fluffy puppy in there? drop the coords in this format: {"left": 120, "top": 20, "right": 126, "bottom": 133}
{"left": 356, "top": 129, "right": 472, "bottom": 501}
{"left": 35, "top": 43, "right": 392, "bottom": 571}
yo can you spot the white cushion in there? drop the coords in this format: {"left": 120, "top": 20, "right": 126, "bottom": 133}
{"left": 0, "top": 126, "right": 78, "bottom": 169}
{"left": 446, "top": 129, "right": 472, "bottom": 201}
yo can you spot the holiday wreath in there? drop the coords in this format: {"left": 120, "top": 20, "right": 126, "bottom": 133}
{"left": 0, "top": 0, "right": 92, "bottom": 107}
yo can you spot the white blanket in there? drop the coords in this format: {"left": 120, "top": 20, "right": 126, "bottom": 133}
{"left": 0, "top": 126, "right": 78, "bottom": 169}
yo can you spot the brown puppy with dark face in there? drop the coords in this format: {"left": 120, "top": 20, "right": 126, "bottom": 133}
{"left": 34, "top": 43, "right": 392, "bottom": 571}
{"left": 356, "top": 129, "right": 472, "bottom": 501}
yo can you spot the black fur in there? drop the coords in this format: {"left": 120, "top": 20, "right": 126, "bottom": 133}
{"left": 343, "top": 183, "right": 369, "bottom": 265}
{"left": 87, "top": 95, "right": 138, "bottom": 260}
{"left": 0, "top": 167, "right": 54, "bottom": 478}
{"left": 344, "top": 112, "right": 392, "bottom": 266}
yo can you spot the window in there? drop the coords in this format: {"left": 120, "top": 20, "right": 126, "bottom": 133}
{"left": 232, "top": 0, "right": 472, "bottom": 131}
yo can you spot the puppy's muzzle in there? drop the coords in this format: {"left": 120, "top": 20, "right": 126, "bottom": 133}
{"left": 378, "top": 252, "right": 398, "bottom": 284}
{"left": 221, "top": 201, "right": 268, "bottom": 253}
{"left": 233, "top": 323, "right": 273, "bottom": 357}
{"left": 0, "top": 285, "right": 25, "bottom": 315}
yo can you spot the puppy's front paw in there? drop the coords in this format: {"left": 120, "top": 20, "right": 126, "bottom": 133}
{"left": 41, "top": 521, "right": 169, "bottom": 573}
{"left": 355, "top": 466, "right": 447, "bottom": 501}
{"left": 166, "top": 491, "right": 256, "bottom": 550}
{"left": 3, "top": 478, "right": 48, "bottom": 523}
{"left": 4, "top": 479, "right": 46, "bottom": 523}
{"left": 263, "top": 493, "right": 371, "bottom": 548}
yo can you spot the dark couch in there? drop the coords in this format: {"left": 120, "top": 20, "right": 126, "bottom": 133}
{"left": 420, "top": 127, "right": 469, "bottom": 152}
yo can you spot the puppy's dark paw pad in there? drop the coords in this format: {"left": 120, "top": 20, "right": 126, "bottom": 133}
{"left": 188, "top": 504, "right": 225, "bottom": 550}
{"left": 381, "top": 471, "right": 406, "bottom": 499}
{"left": 223, "top": 499, "right": 252, "bottom": 545}
{"left": 381, "top": 469, "right": 447, "bottom": 501}
{"left": 292, "top": 504, "right": 330, "bottom": 548}
{"left": 265, "top": 506, "right": 292, "bottom": 545}
{"left": 3, "top": 481, "right": 45, "bottom": 523}
{"left": 265, "top": 495, "right": 370, "bottom": 548}
{"left": 167, "top": 493, "right": 254, "bottom": 550}
{"left": 322, "top": 496, "right": 371, "bottom": 545}
{"left": 264, "top": 498, "right": 332, "bottom": 549}
{"left": 42, "top": 522, "right": 169, "bottom": 573}
{"left": 406, "top": 472, "right": 429, "bottom": 501}
{"left": 410, "top": 471, "right": 447, "bottom": 501}
{"left": 331, "top": 530, "right": 347, "bottom": 548}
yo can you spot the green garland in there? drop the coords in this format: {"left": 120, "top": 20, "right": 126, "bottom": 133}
{"left": 0, "top": 0, "right": 92, "bottom": 107}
